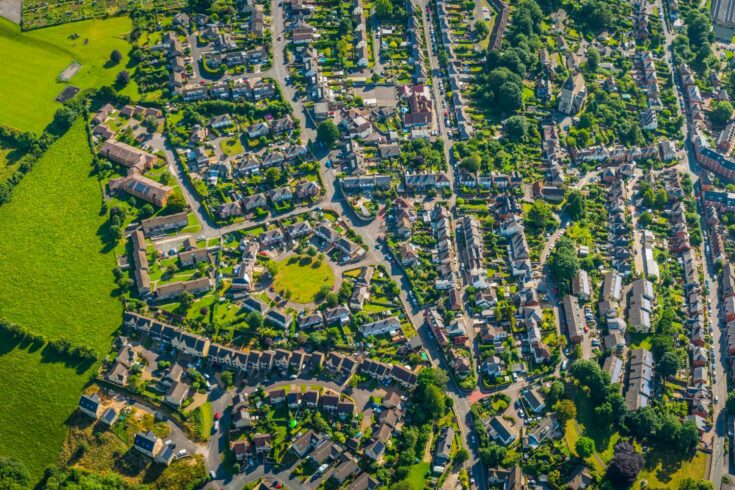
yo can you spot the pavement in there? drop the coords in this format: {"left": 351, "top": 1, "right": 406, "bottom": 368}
{"left": 0, "top": 0, "right": 20, "bottom": 24}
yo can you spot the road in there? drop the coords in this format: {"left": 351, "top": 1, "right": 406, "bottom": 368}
{"left": 656, "top": 0, "right": 729, "bottom": 485}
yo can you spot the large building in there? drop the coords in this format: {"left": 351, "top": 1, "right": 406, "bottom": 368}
{"left": 558, "top": 73, "right": 587, "bottom": 114}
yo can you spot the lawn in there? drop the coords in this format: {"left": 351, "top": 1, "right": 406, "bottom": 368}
{"left": 402, "top": 462, "right": 431, "bottom": 490}
{"left": 220, "top": 137, "right": 244, "bottom": 157}
{"left": 634, "top": 450, "right": 708, "bottom": 489}
{"left": 0, "top": 17, "right": 138, "bottom": 133}
{"left": 0, "top": 121, "right": 122, "bottom": 481}
{"left": 272, "top": 256, "right": 335, "bottom": 304}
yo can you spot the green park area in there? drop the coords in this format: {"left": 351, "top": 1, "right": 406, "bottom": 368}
{"left": 0, "top": 121, "right": 121, "bottom": 480}
{"left": 0, "top": 17, "right": 138, "bottom": 133}
{"left": 272, "top": 255, "right": 335, "bottom": 304}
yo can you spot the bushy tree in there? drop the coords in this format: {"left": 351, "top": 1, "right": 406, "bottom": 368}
{"left": 607, "top": 441, "right": 644, "bottom": 486}
{"left": 555, "top": 399, "right": 577, "bottom": 423}
{"left": 710, "top": 100, "right": 733, "bottom": 128}
{"left": 0, "top": 456, "right": 29, "bottom": 490}
{"left": 375, "top": 0, "right": 393, "bottom": 19}
{"left": 505, "top": 115, "right": 528, "bottom": 142}
{"left": 575, "top": 437, "right": 595, "bottom": 458}
{"left": 566, "top": 190, "right": 586, "bottom": 221}
{"left": 110, "top": 49, "right": 123, "bottom": 64}
{"left": 317, "top": 120, "right": 340, "bottom": 149}
{"left": 548, "top": 238, "right": 580, "bottom": 292}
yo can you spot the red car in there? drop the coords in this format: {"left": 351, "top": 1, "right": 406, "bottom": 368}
{"left": 214, "top": 412, "right": 221, "bottom": 421}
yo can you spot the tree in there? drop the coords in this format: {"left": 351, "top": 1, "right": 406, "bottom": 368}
{"left": 547, "top": 380, "right": 565, "bottom": 406}
{"left": 526, "top": 200, "right": 556, "bottom": 232}
{"left": 680, "top": 478, "right": 714, "bottom": 490}
{"left": 0, "top": 456, "right": 30, "bottom": 490}
{"left": 505, "top": 115, "right": 528, "bottom": 142}
{"left": 657, "top": 350, "right": 680, "bottom": 379}
{"left": 375, "top": 0, "right": 394, "bottom": 19}
{"left": 587, "top": 47, "right": 600, "bottom": 72}
{"left": 475, "top": 19, "right": 489, "bottom": 39}
{"left": 460, "top": 154, "right": 481, "bottom": 173}
{"left": 607, "top": 441, "right": 643, "bottom": 487}
{"left": 110, "top": 49, "right": 123, "bottom": 64}
{"left": 710, "top": 100, "right": 733, "bottom": 127}
{"left": 246, "top": 311, "right": 263, "bottom": 330}
{"left": 143, "top": 115, "right": 158, "bottom": 133}
{"left": 455, "top": 448, "right": 469, "bottom": 465}
{"left": 479, "top": 444, "right": 507, "bottom": 467}
{"left": 53, "top": 106, "right": 77, "bottom": 132}
{"left": 548, "top": 238, "right": 580, "bottom": 291}
{"left": 498, "top": 82, "right": 524, "bottom": 113}
{"left": 566, "top": 190, "right": 586, "bottom": 221}
{"left": 638, "top": 211, "right": 653, "bottom": 227}
{"left": 554, "top": 399, "right": 577, "bottom": 423}
{"left": 725, "top": 390, "right": 735, "bottom": 415}
{"left": 265, "top": 167, "right": 281, "bottom": 186}
{"left": 180, "top": 292, "right": 195, "bottom": 311}
{"left": 116, "top": 70, "right": 131, "bottom": 87}
{"left": 166, "top": 193, "right": 187, "bottom": 213}
{"left": 675, "top": 421, "right": 700, "bottom": 454}
{"left": 575, "top": 437, "right": 595, "bottom": 458}
{"left": 221, "top": 370, "right": 234, "bottom": 387}
{"left": 317, "top": 120, "right": 340, "bottom": 149}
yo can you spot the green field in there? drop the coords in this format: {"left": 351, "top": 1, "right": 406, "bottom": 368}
{"left": 0, "top": 121, "right": 122, "bottom": 479}
{"left": 272, "top": 256, "right": 335, "bottom": 304}
{"left": 0, "top": 120, "right": 121, "bottom": 348}
{"left": 0, "top": 17, "right": 138, "bottom": 133}
{"left": 634, "top": 450, "right": 708, "bottom": 489}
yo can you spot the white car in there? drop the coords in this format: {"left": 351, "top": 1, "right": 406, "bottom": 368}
{"left": 164, "top": 439, "right": 173, "bottom": 446}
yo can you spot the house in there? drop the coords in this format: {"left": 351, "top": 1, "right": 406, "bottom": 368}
{"left": 563, "top": 295, "right": 585, "bottom": 343}
{"left": 290, "top": 430, "right": 322, "bottom": 457}
{"left": 100, "top": 407, "right": 118, "bottom": 426}
{"left": 134, "top": 431, "right": 162, "bottom": 458}
{"left": 141, "top": 212, "right": 189, "bottom": 236}
{"left": 433, "top": 426, "right": 454, "bottom": 473}
{"left": 108, "top": 175, "right": 173, "bottom": 207}
{"left": 231, "top": 440, "right": 254, "bottom": 461}
{"left": 521, "top": 389, "right": 545, "bottom": 413}
{"left": 331, "top": 458, "right": 360, "bottom": 484}
{"left": 558, "top": 72, "right": 587, "bottom": 114}
{"left": 253, "top": 433, "right": 272, "bottom": 454}
{"left": 487, "top": 416, "right": 516, "bottom": 445}
{"left": 269, "top": 388, "right": 287, "bottom": 404}
{"left": 266, "top": 309, "right": 293, "bottom": 329}
{"left": 365, "top": 439, "right": 386, "bottom": 461}
{"left": 165, "top": 381, "right": 190, "bottom": 407}
{"left": 360, "top": 317, "right": 401, "bottom": 337}
{"left": 482, "top": 356, "right": 505, "bottom": 377}
{"left": 100, "top": 139, "right": 157, "bottom": 174}
{"left": 79, "top": 393, "right": 102, "bottom": 419}
{"left": 155, "top": 277, "right": 213, "bottom": 300}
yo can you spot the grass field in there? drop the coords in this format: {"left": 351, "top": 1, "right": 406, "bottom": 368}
{"left": 0, "top": 120, "right": 121, "bottom": 349}
{"left": 220, "top": 137, "right": 244, "bottom": 157}
{"left": 0, "top": 121, "right": 121, "bottom": 479}
{"left": 0, "top": 17, "right": 138, "bottom": 133}
{"left": 272, "top": 256, "right": 335, "bottom": 304}
{"left": 634, "top": 450, "right": 708, "bottom": 489}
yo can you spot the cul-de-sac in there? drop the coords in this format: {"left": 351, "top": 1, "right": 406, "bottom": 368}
{"left": 3, "top": 0, "right": 735, "bottom": 488}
